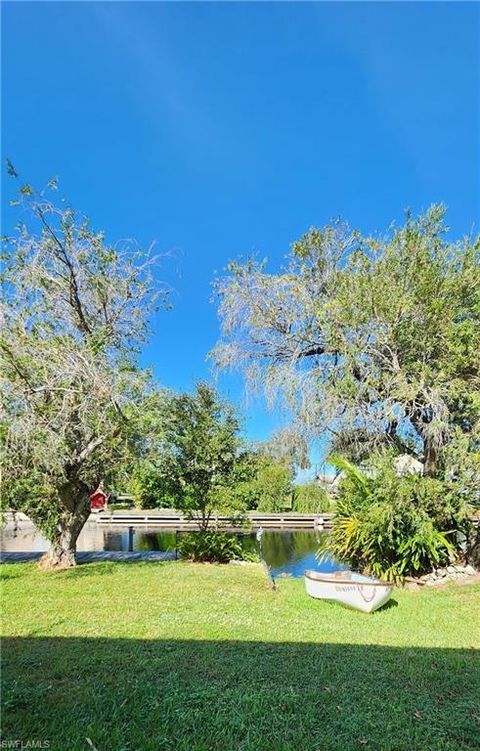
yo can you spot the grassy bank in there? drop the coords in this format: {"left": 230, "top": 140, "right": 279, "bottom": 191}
{"left": 2, "top": 561, "right": 479, "bottom": 751}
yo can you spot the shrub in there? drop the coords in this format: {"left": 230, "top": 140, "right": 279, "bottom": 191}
{"left": 292, "top": 483, "right": 331, "bottom": 513}
{"left": 326, "top": 455, "right": 468, "bottom": 582}
{"left": 177, "top": 531, "right": 257, "bottom": 563}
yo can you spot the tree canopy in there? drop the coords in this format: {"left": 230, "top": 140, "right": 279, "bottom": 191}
{"left": 213, "top": 207, "right": 480, "bottom": 480}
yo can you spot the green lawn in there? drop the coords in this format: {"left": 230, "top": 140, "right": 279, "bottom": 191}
{"left": 1, "top": 561, "right": 479, "bottom": 751}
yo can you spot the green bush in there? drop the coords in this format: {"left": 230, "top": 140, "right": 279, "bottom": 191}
{"left": 177, "top": 531, "right": 257, "bottom": 563}
{"left": 292, "top": 483, "right": 331, "bottom": 513}
{"left": 326, "top": 455, "right": 468, "bottom": 582}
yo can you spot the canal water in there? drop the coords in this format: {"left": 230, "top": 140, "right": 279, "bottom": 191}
{"left": 1, "top": 522, "right": 344, "bottom": 578}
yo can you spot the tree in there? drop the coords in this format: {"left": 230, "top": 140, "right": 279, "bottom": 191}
{"left": 254, "top": 460, "right": 293, "bottom": 512}
{"left": 292, "top": 482, "right": 330, "bottom": 513}
{"left": 261, "top": 426, "right": 310, "bottom": 471}
{"left": 329, "top": 427, "right": 400, "bottom": 465}
{"left": 155, "top": 383, "right": 244, "bottom": 530}
{"left": 213, "top": 207, "right": 480, "bottom": 479}
{"left": 1, "top": 175, "right": 167, "bottom": 567}
{"left": 127, "top": 460, "right": 176, "bottom": 509}
{"left": 214, "top": 448, "right": 264, "bottom": 511}
{"left": 218, "top": 446, "right": 294, "bottom": 512}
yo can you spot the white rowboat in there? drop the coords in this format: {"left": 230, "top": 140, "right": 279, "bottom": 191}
{"left": 305, "top": 569, "right": 393, "bottom": 613}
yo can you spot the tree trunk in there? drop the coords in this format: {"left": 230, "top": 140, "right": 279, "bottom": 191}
{"left": 423, "top": 435, "right": 439, "bottom": 478}
{"left": 466, "top": 524, "right": 480, "bottom": 569}
{"left": 39, "top": 498, "right": 91, "bottom": 570}
{"left": 410, "top": 409, "right": 441, "bottom": 478}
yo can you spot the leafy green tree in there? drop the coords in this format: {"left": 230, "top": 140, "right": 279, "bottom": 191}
{"left": 254, "top": 460, "right": 293, "bottom": 512}
{"left": 156, "top": 383, "right": 244, "bottom": 530}
{"left": 127, "top": 461, "right": 176, "bottom": 509}
{"left": 292, "top": 482, "right": 330, "bottom": 513}
{"left": 218, "top": 448, "right": 294, "bottom": 511}
{"left": 213, "top": 207, "right": 480, "bottom": 479}
{"left": 1, "top": 175, "right": 167, "bottom": 567}
{"left": 215, "top": 449, "right": 264, "bottom": 510}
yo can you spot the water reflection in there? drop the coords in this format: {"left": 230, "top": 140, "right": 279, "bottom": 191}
{"left": 1, "top": 523, "right": 343, "bottom": 578}
{"left": 99, "top": 528, "right": 342, "bottom": 577}
{"left": 260, "top": 530, "right": 345, "bottom": 578}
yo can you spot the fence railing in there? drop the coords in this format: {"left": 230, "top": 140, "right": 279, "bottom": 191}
{"left": 93, "top": 510, "right": 334, "bottom": 530}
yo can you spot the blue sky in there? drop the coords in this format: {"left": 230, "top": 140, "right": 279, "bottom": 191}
{"left": 2, "top": 1, "right": 479, "bottom": 467}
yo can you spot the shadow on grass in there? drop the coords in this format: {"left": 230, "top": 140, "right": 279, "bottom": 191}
{"left": 2, "top": 637, "right": 478, "bottom": 751}
{"left": 43, "top": 560, "right": 176, "bottom": 579}
{"left": 374, "top": 597, "right": 398, "bottom": 610}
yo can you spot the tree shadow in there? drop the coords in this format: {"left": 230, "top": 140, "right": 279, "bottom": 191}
{"left": 2, "top": 637, "right": 478, "bottom": 751}
{"left": 0, "top": 566, "right": 29, "bottom": 581}
{"left": 54, "top": 559, "right": 175, "bottom": 578}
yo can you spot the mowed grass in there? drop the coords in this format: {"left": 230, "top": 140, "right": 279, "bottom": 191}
{"left": 1, "top": 561, "right": 479, "bottom": 751}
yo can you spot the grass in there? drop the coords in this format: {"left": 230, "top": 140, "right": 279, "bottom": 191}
{"left": 1, "top": 561, "right": 479, "bottom": 751}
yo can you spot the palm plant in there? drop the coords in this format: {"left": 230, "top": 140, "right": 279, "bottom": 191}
{"left": 324, "top": 454, "right": 460, "bottom": 582}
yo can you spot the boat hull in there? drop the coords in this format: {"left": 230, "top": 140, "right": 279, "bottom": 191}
{"left": 305, "top": 570, "right": 393, "bottom": 613}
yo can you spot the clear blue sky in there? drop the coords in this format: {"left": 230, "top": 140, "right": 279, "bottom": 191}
{"left": 2, "top": 1, "right": 479, "bottom": 463}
